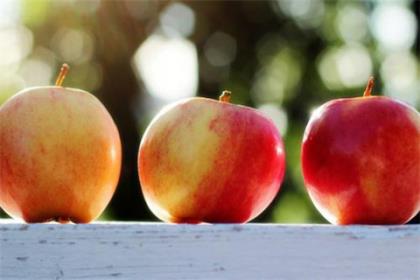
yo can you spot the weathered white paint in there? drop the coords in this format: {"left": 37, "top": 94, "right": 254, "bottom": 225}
{"left": 0, "top": 220, "right": 419, "bottom": 279}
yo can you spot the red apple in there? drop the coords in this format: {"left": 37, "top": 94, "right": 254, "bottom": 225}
{"left": 301, "top": 78, "right": 420, "bottom": 225}
{"left": 0, "top": 64, "right": 121, "bottom": 223}
{"left": 138, "top": 91, "right": 285, "bottom": 223}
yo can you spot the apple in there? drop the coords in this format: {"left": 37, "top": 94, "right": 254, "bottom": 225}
{"left": 301, "top": 78, "right": 420, "bottom": 225}
{"left": 138, "top": 91, "right": 286, "bottom": 223}
{"left": 0, "top": 64, "right": 121, "bottom": 223}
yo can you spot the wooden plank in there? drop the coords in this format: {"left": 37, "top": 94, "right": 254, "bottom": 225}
{"left": 0, "top": 220, "right": 419, "bottom": 279}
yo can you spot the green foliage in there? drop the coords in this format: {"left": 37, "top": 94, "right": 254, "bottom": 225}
{"left": 21, "top": 0, "right": 51, "bottom": 27}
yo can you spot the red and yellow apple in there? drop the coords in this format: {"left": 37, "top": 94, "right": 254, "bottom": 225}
{"left": 0, "top": 64, "right": 121, "bottom": 223}
{"left": 138, "top": 91, "right": 285, "bottom": 223}
{"left": 301, "top": 78, "right": 420, "bottom": 225}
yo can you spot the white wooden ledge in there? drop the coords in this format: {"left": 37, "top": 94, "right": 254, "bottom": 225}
{"left": 0, "top": 220, "right": 419, "bottom": 279}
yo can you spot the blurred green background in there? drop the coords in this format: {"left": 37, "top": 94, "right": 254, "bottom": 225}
{"left": 0, "top": 0, "right": 419, "bottom": 223}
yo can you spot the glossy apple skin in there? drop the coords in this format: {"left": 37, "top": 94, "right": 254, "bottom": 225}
{"left": 0, "top": 86, "right": 121, "bottom": 223}
{"left": 302, "top": 96, "right": 420, "bottom": 225}
{"left": 138, "top": 98, "right": 285, "bottom": 223}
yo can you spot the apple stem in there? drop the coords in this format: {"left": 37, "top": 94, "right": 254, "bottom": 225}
{"left": 363, "top": 76, "right": 374, "bottom": 97}
{"left": 55, "top": 63, "right": 70, "bottom": 87}
{"left": 219, "top": 90, "right": 232, "bottom": 103}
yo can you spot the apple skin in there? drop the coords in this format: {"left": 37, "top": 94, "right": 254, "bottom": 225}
{"left": 301, "top": 96, "right": 420, "bottom": 225}
{"left": 0, "top": 86, "right": 121, "bottom": 223}
{"left": 138, "top": 97, "right": 285, "bottom": 223}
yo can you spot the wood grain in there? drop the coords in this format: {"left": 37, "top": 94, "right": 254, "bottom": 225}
{"left": 0, "top": 220, "right": 419, "bottom": 279}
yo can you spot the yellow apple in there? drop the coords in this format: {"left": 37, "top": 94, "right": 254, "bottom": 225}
{"left": 0, "top": 64, "right": 121, "bottom": 223}
{"left": 138, "top": 91, "right": 286, "bottom": 223}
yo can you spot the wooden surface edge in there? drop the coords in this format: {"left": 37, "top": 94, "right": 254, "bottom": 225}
{"left": 1, "top": 220, "right": 419, "bottom": 279}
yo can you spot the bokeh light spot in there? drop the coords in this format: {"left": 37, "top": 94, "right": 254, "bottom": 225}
{"left": 381, "top": 52, "right": 419, "bottom": 107}
{"left": 0, "top": 0, "right": 20, "bottom": 28}
{"left": 0, "top": 25, "right": 33, "bottom": 67}
{"left": 336, "top": 4, "right": 368, "bottom": 43}
{"left": 160, "top": 3, "right": 195, "bottom": 38}
{"left": 51, "top": 28, "right": 94, "bottom": 64}
{"left": 252, "top": 46, "right": 302, "bottom": 104}
{"left": 134, "top": 34, "right": 198, "bottom": 101}
{"left": 371, "top": 3, "right": 417, "bottom": 51}
{"left": 19, "top": 58, "right": 53, "bottom": 87}
{"left": 318, "top": 45, "right": 372, "bottom": 90}
{"left": 204, "top": 32, "right": 237, "bottom": 67}
{"left": 276, "top": 0, "right": 325, "bottom": 29}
